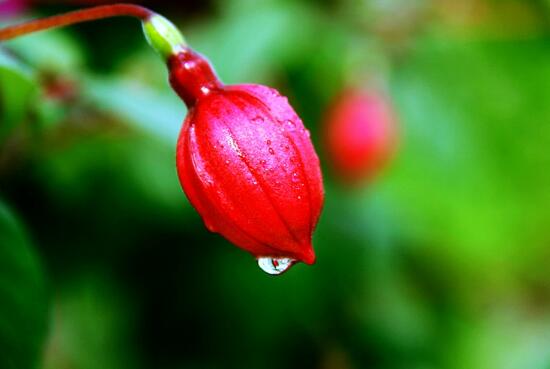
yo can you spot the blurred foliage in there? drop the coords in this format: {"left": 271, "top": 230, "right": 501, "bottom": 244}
{"left": 0, "top": 49, "right": 37, "bottom": 142}
{"left": 42, "top": 273, "right": 139, "bottom": 369}
{"left": 0, "top": 201, "right": 48, "bottom": 369}
{"left": 1, "top": 0, "right": 550, "bottom": 369}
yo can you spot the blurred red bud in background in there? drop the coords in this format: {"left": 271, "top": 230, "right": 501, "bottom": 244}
{"left": 324, "top": 88, "right": 398, "bottom": 184}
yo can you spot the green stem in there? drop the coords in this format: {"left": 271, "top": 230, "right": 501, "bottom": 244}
{"left": 0, "top": 3, "right": 186, "bottom": 59}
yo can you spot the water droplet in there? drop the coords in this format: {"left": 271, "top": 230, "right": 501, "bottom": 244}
{"left": 291, "top": 172, "right": 300, "bottom": 183}
{"left": 257, "top": 257, "right": 295, "bottom": 275}
{"left": 259, "top": 159, "right": 267, "bottom": 166}
{"left": 225, "top": 159, "right": 230, "bottom": 165}
{"left": 286, "top": 120, "right": 296, "bottom": 129}
{"left": 266, "top": 139, "right": 272, "bottom": 145}
{"left": 183, "top": 61, "right": 196, "bottom": 70}
{"left": 252, "top": 116, "right": 264, "bottom": 123}
{"left": 297, "top": 195, "right": 302, "bottom": 200}
{"left": 305, "top": 130, "right": 311, "bottom": 138}
{"left": 269, "top": 148, "right": 275, "bottom": 155}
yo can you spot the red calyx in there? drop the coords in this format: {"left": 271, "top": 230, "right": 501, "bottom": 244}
{"left": 169, "top": 48, "right": 324, "bottom": 265}
{"left": 168, "top": 49, "right": 223, "bottom": 107}
{"left": 324, "top": 88, "right": 398, "bottom": 183}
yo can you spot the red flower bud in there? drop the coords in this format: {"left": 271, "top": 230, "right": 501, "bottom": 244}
{"left": 324, "top": 88, "right": 397, "bottom": 183}
{"left": 169, "top": 48, "right": 324, "bottom": 274}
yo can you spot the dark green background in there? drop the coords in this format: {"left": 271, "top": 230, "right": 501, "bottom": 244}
{"left": 1, "top": 1, "right": 550, "bottom": 368}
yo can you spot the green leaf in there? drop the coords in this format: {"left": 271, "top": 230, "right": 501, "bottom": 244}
{"left": 0, "top": 201, "right": 49, "bottom": 369}
{"left": 6, "top": 29, "right": 84, "bottom": 71}
{"left": 0, "top": 49, "right": 38, "bottom": 141}
{"left": 188, "top": 1, "right": 320, "bottom": 83}
{"left": 83, "top": 76, "right": 185, "bottom": 145}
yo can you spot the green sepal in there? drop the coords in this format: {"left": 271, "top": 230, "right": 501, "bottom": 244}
{"left": 142, "top": 14, "right": 186, "bottom": 60}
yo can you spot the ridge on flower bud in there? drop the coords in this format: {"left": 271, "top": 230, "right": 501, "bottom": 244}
{"left": 170, "top": 48, "right": 324, "bottom": 270}
{"left": 324, "top": 88, "right": 397, "bottom": 184}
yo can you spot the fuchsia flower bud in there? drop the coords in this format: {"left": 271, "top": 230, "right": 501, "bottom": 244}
{"left": 0, "top": 8, "right": 324, "bottom": 274}
{"left": 324, "top": 88, "right": 397, "bottom": 183}
{"left": 169, "top": 49, "right": 324, "bottom": 274}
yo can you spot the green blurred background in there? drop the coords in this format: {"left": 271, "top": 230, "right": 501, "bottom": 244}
{"left": 1, "top": 0, "right": 550, "bottom": 368}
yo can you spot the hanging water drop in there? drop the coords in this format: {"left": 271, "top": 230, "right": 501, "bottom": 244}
{"left": 257, "top": 257, "right": 295, "bottom": 275}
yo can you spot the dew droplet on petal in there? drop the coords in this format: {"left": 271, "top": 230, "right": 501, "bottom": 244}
{"left": 257, "top": 257, "right": 295, "bottom": 275}
{"left": 269, "top": 148, "right": 275, "bottom": 155}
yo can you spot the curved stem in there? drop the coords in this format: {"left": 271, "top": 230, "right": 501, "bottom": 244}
{"left": 0, "top": 3, "right": 154, "bottom": 41}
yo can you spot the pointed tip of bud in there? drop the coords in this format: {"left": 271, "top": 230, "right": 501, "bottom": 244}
{"left": 142, "top": 14, "right": 186, "bottom": 60}
{"left": 297, "top": 244, "right": 316, "bottom": 265}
